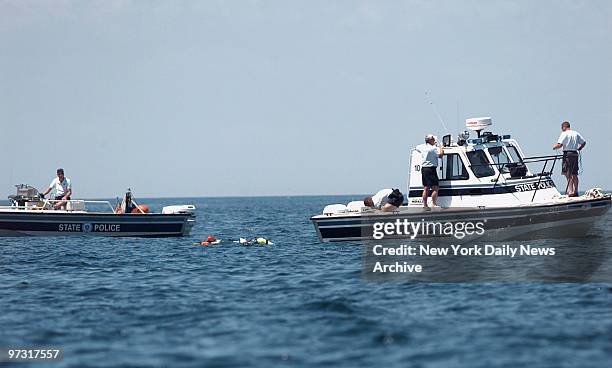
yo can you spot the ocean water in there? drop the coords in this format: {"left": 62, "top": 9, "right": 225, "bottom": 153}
{"left": 1, "top": 196, "right": 611, "bottom": 368}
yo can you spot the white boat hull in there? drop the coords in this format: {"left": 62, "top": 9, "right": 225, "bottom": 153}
{"left": 311, "top": 196, "right": 611, "bottom": 243}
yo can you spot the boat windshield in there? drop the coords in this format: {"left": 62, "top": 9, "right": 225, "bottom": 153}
{"left": 488, "top": 146, "right": 511, "bottom": 173}
{"left": 467, "top": 150, "right": 495, "bottom": 178}
{"left": 506, "top": 145, "right": 523, "bottom": 163}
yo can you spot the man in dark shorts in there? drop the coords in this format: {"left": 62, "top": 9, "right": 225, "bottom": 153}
{"left": 553, "top": 121, "right": 586, "bottom": 197}
{"left": 416, "top": 134, "right": 444, "bottom": 210}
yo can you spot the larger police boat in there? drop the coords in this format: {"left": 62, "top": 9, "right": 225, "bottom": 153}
{"left": 0, "top": 186, "right": 196, "bottom": 237}
{"left": 311, "top": 117, "right": 611, "bottom": 242}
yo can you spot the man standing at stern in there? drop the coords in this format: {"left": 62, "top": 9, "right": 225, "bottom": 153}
{"left": 416, "top": 134, "right": 444, "bottom": 210}
{"left": 553, "top": 121, "right": 586, "bottom": 197}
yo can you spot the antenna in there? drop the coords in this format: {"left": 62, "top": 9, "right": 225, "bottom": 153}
{"left": 425, "top": 91, "right": 450, "bottom": 133}
{"left": 456, "top": 99, "right": 460, "bottom": 134}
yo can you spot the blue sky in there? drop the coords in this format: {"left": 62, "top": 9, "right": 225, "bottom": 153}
{"left": 1, "top": 0, "right": 610, "bottom": 198}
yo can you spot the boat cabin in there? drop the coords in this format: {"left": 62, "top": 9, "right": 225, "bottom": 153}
{"left": 407, "top": 117, "right": 562, "bottom": 208}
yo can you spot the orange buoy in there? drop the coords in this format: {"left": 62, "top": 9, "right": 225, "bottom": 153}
{"left": 207, "top": 235, "right": 216, "bottom": 242}
{"left": 131, "top": 205, "right": 150, "bottom": 214}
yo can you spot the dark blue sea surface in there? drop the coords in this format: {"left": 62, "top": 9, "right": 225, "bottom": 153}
{"left": 1, "top": 196, "right": 611, "bottom": 367}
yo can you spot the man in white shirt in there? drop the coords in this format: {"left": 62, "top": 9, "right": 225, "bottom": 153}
{"left": 40, "top": 168, "right": 72, "bottom": 209}
{"left": 364, "top": 188, "right": 404, "bottom": 212}
{"left": 416, "top": 134, "right": 444, "bottom": 210}
{"left": 553, "top": 121, "right": 586, "bottom": 197}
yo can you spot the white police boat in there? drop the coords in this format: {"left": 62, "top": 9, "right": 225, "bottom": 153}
{"left": 311, "top": 117, "right": 611, "bottom": 242}
{"left": 0, "top": 185, "right": 196, "bottom": 237}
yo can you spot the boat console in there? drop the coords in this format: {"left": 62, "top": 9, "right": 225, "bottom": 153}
{"left": 8, "top": 184, "right": 42, "bottom": 208}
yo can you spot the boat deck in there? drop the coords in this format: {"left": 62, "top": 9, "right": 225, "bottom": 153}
{"left": 311, "top": 194, "right": 611, "bottom": 220}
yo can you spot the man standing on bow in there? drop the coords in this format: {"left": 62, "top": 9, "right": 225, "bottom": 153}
{"left": 553, "top": 121, "right": 586, "bottom": 197}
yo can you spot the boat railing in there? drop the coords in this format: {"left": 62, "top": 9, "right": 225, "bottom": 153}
{"left": 468, "top": 154, "right": 564, "bottom": 201}
{"left": 522, "top": 155, "right": 563, "bottom": 201}
{"left": 3, "top": 199, "right": 117, "bottom": 213}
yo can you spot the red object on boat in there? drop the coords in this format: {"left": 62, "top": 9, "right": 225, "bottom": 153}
{"left": 131, "top": 205, "right": 150, "bottom": 214}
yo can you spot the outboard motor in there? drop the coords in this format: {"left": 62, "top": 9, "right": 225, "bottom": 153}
{"left": 162, "top": 205, "right": 196, "bottom": 216}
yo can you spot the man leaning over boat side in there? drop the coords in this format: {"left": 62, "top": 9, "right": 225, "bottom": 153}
{"left": 416, "top": 134, "right": 444, "bottom": 210}
{"left": 40, "top": 168, "right": 72, "bottom": 210}
{"left": 363, "top": 188, "right": 404, "bottom": 212}
{"left": 552, "top": 121, "right": 586, "bottom": 197}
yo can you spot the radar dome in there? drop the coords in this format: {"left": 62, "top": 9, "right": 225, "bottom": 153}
{"left": 465, "top": 117, "right": 492, "bottom": 135}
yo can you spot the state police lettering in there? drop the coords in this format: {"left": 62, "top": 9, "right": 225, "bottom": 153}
{"left": 514, "top": 179, "right": 555, "bottom": 193}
